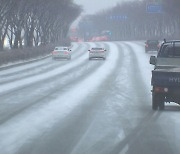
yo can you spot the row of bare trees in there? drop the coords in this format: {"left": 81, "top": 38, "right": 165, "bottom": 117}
{"left": 78, "top": 0, "right": 180, "bottom": 41}
{"left": 0, "top": 0, "right": 81, "bottom": 50}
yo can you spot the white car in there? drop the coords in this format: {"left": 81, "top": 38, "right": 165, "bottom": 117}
{"left": 52, "top": 46, "right": 71, "bottom": 60}
{"left": 88, "top": 47, "right": 106, "bottom": 60}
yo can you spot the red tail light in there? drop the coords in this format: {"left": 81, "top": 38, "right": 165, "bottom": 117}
{"left": 157, "top": 44, "right": 160, "bottom": 48}
{"left": 64, "top": 51, "right": 69, "bottom": 54}
{"left": 154, "top": 87, "right": 168, "bottom": 93}
{"left": 145, "top": 44, "right": 148, "bottom": 48}
{"left": 52, "top": 51, "right": 58, "bottom": 55}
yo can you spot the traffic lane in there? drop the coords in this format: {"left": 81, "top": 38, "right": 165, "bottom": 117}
{"left": 0, "top": 43, "right": 92, "bottom": 95}
{"left": 0, "top": 56, "right": 107, "bottom": 124}
{"left": 114, "top": 42, "right": 180, "bottom": 154}
{"left": 0, "top": 43, "right": 102, "bottom": 124}
{"left": 16, "top": 42, "right": 146, "bottom": 154}
{"left": 0, "top": 42, "right": 118, "bottom": 154}
{"left": 13, "top": 42, "right": 121, "bottom": 154}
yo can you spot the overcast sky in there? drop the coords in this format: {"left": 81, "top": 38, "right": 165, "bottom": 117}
{"left": 74, "top": 0, "right": 132, "bottom": 15}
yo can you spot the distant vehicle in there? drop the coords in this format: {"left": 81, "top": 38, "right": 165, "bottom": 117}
{"left": 100, "top": 36, "right": 108, "bottom": 41}
{"left": 52, "top": 46, "right": 71, "bottom": 60}
{"left": 88, "top": 47, "right": 106, "bottom": 60}
{"left": 150, "top": 40, "right": 180, "bottom": 110}
{"left": 70, "top": 36, "right": 78, "bottom": 42}
{"left": 145, "top": 40, "right": 160, "bottom": 52}
{"left": 89, "top": 36, "right": 108, "bottom": 42}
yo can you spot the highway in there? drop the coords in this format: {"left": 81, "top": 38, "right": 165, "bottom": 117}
{"left": 0, "top": 42, "right": 180, "bottom": 154}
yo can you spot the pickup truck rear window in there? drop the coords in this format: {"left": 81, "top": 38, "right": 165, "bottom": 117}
{"left": 158, "top": 45, "right": 180, "bottom": 58}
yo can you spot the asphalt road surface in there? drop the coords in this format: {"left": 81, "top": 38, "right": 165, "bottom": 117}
{"left": 0, "top": 42, "right": 180, "bottom": 154}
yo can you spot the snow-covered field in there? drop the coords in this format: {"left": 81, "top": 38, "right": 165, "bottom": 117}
{"left": 0, "top": 42, "right": 180, "bottom": 154}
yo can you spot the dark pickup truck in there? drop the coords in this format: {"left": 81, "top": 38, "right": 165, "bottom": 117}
{"left": 150, "top": 40, "right": 180, "bottom": 110}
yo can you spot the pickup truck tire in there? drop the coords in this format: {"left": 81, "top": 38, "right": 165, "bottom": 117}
{"left": 152, "top": 94, "right": 158, "bottom": 110}
{"left": 152, "top": 93, "right": 164, "bottom": 110}
{"left": 159, "top": 102, "right": 165, "bottom": 110}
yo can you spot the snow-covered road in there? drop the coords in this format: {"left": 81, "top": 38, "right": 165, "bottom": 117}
{"left": 0, "top": 42, "right": 180, "bottom": 154}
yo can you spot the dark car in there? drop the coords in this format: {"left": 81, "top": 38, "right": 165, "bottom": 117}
{"left": 145, "top": 40, "right": 160, "bottom": 52}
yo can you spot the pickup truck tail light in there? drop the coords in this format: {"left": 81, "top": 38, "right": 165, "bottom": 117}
{"left": 154, "top": 87, "right": 168, "bottom": 93}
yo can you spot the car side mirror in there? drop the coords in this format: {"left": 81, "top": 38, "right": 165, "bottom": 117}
{"left": 150, "top": 56, "right": 157, "bottom": 65}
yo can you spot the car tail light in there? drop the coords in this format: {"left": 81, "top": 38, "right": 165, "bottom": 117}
{"left": 145, "top": 44, "right": 148, "bottom": 48}
{"left": 64, "top": 51, "right": 69, "bottom": 54}
{"left": 52, "top": 51, "right": 58, "bottom": 55}
{"left": 157, "top": 44, "right": 160, "bottom": 48}
{"left": 154, "top": 87, "right": 168, "bottom": 93}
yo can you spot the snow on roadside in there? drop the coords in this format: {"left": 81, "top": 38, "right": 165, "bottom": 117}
{"left": 0, "top": 43, "right": 79, "bottom": 75}
{"left": 0, "top": 43, "right": 86, "bottom": 84}
{"left": 0, "top": 42, "right": 125, "bottom": 154}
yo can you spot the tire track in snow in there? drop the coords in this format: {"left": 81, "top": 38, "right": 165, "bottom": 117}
{"left": 0, "top": 44, "right": 107, "bottom": 124}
